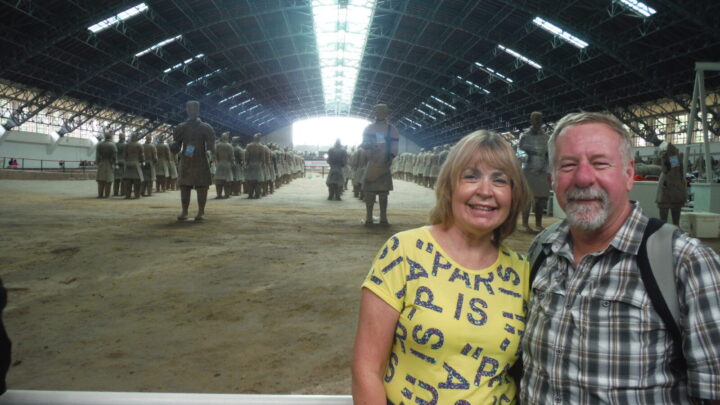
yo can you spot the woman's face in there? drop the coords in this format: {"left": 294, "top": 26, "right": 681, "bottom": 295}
{"left": 451, "top": 153, "right": 512, "bottom": 238}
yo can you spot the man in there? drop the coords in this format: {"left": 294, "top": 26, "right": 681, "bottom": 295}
{"left": 123, "top": 133, "right": 144, "bottom": 199}
{"left": 361, "top": 103, "right": 399, "bottom": 225}
{"left": 113, "top": 133, "right": 126, "bottom": 196}
{"left": 519, "top": 111, "right": 551, "bottom": 232}
{"left": 95, "top": 131, "right": 117, "bottom": 198}
{"left": 521, "top": 112, "right": 720, "bottom": 404}
{"left": 326, "top": 139, "right": 348, "bottom": 201}
{"left": 171, "top": 100, "right": 215, "bottom": 221}
{"left": 213, "top": 132, "right": 234, "bottom": 199}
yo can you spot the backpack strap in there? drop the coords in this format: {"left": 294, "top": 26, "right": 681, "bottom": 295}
{"left": 637, "top": 217, "right": 686, "bottom": 372}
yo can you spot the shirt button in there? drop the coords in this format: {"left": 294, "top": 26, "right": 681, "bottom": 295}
{"left": 556, "top": 347, "right": 563, "bottom": 355}
{"left": 602, "top": 300, "right": 610, "bottom": 307}
{"left": 554, "top": 394, "right": 562, "bottom": 402}
{"left": 537, "top": 292, "right": 545, "bottom": 299}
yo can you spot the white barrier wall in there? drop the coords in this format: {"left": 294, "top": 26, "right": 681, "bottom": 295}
{"left": 0, "top": 130, "right": 96, "bottom": 168}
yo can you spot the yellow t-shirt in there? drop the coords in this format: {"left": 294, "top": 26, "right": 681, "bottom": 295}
{"left": 362, "top": 227, "right": 530, "bottom": 404}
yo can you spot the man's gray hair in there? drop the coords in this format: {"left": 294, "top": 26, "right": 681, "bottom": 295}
{"left": 548, "top": 111, "right": 633, "bottom": 171}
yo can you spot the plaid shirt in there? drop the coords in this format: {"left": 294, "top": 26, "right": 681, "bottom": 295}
{"left": 521, "top": 203, "right": 720, "bottom": 404}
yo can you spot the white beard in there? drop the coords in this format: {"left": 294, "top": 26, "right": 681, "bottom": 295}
{"left": 564, "top": 187, "right": 609, "bottom": 232}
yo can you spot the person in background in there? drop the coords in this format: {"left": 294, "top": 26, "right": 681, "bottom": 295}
{"left": 352, "top": 130, "right": 531, "bottom": 404}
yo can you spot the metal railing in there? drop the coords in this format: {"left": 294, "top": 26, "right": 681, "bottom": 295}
{"left": 1, "top": 156, "right": 95, "bottom": 173}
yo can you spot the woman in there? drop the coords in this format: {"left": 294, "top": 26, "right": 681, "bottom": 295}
{"left": 352, "top": 130, "right": 531, "bottom": 404}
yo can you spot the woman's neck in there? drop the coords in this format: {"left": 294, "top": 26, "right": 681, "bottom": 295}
{"left": 429, "top": 224, "right": 498, "bottom": 270}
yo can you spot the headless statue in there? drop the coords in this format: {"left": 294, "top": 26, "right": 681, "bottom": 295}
{"left": 361, "top": 103, "right": 399, "bottom": 225}
{"left": 95, "top": 131, "right": 117, "bottom": 198}
{"left": 171, "top": 100, "right": 215, "bottom": 221}
{"left": 518, "top": 111, "right": 551, "bottom": 233}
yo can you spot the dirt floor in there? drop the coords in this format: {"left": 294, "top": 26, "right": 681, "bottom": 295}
{"left": 0, "top": 173, "right": 716, "bottom": 395}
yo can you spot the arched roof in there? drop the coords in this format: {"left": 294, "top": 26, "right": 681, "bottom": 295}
{"left": 2, "top": 0, "right": 719, "bottom": 147}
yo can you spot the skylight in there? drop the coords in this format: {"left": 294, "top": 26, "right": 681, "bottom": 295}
{"left": 497, "top": 45, "right": 542, "bottom": 69}
{"left": 430, "top": 95, "right": 457, "bottom": 110}
{"left": 414, "top": 108, "right": 437, "bottom": 121}
{"left": 474, "top": 62, "right": 514, "bottom": 84}
{"left": 617, "top": 0, "right": 657, "bottom": 17}
{"left": 402, "top": 117, "right": 423, "bottom": 128}
{"left": 136, "top": 35, "right": 182, "bottom": 57}
{"left": 218, "top": 91, "right": 247, "bottom": 104}
{"left": 311, "top": 0, "right": 376, "bottom": 114}
{"left": 186, "top": 69, "right": 223, "bottom": 86}
{"left": 532, "top": 17, "right": 589, "bottom": 49}
{"left": 238, "top": 105, "right": 259, "bottom": 116}
{"left": 88, "top": 3, "right": 148, "bottom": 34}
{"left": 456, "top": 76, "right": 491, "bottom": 94}
{"left": 229, "top": 98, "right": 255, "bottom": 111}
{"left": 163, "top": 53, "right": 204, "bottom": 74}
{"left": 421, "top": 102, "right": 446, "bottom": 116}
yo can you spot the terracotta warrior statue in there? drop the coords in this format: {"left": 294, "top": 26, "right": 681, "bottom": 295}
{"left": 655, "top": 141, "right": 687, "bottom": 225}
{"left": 95, "top": 131, "right": 117, "bottom": 198}
{"left": 231, "top": 136, "right": 244, "bottom": 196}
{"left": 171, "top": 100, "right": 216, "bottom": 220}
{"left": 326, "top": 138, "right": 348, "bottom": 201}
{"left": 166, "top": 137, "right": 178, "bottom": 191}
{"left": 113, "top": 133, "right": 126, "bottom": 196}
{"left": 141, "top": 136, "right": 158, "bottom": 196}
{"left": 244, "top": 133, "right": 265, "bottom": 199}
{"left": 123, "top": 132, "right": 145, "bottom": 199}
{"left": 213, "top": 132, "right": 235, "bottom": 199}
{"left": 518, "top": 111, "right": 551, "bottom": 233}
{"left": 361, "top": 103, "right": 400, "bottom": 225}
{"left": 155, "top": 137, "right": 171, "bottom": 192}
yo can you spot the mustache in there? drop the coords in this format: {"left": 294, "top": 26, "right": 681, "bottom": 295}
{"left": 565, "top": 187, "right": 607, "bottom": 201}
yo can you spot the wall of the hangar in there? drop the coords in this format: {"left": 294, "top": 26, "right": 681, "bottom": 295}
{"left": 263, "top": 125, "right": 293, "bottom": 149}
{"left": 0, "top": 130, "right": 96, "bottom": 168}
{"left": 399, "top": 134, "right": 421, "bottom": 154}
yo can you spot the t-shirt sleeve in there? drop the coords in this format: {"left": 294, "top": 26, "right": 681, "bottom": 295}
{"left": 361, "top": 233, "right": 408, "bottom": 313}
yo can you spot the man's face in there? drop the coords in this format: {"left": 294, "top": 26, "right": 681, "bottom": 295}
{"left": 552, "top": 123, "right": 634, "bottom": 233}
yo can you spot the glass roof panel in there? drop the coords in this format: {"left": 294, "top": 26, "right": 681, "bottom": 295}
{"left": 312, "top": 0, "right": 377, "bottom": 114}
{"left": 532, "top": 17, "right": 589, "bottom": 49}
{"left": 88, "top": 3, "right": 148, "bottom": 34}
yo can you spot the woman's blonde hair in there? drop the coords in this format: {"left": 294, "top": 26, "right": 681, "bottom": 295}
{"left": 429, "top": 130, "right": 530, "bottom": 246}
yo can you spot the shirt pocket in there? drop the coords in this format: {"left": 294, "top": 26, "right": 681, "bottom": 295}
{"left": 572, "top": 293, "right": 667, "bottom": 388}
